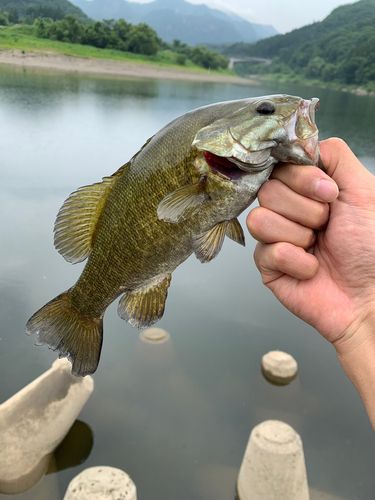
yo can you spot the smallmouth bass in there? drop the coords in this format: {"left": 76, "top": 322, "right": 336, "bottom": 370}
{"left": 26, "top": 94, "right": 321, "bottom": 376}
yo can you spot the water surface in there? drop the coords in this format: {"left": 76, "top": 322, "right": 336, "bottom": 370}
{"left": 1, "top": 69, "right": 375, "bottom": 499}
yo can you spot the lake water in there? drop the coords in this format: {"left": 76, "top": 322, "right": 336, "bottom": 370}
{"left": 1, "top": 68, "right": 375, "bottom": 500}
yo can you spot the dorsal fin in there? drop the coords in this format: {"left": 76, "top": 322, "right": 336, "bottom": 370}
{"left": 54, "top": 162, "right": 129, "bottom": 264}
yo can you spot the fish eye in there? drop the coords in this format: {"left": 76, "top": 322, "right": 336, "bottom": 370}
{"left": 256, "top": 102, "right": 276, "bottom": 115}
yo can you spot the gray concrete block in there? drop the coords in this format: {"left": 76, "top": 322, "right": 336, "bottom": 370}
{"left": 63, "top": 466, "right": 137, "bottom": 500}
{"left": 0, "top": 359, "right": 94, "bottom": 494}
{"left": 261, "top": 350, "right": 298, "bottom": 384}
{"left": 237, "top": 420, "right": 309, "bottom": 500}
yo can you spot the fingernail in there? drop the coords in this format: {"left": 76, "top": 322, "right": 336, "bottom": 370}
{"left": 315, "top": 179, "right": 338, "bottom": 202}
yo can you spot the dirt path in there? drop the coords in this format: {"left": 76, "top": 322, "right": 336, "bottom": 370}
{"left": 0, "top": 49, "right": 256, "bottom": 85}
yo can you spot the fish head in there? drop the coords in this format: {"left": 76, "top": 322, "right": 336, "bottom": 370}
{"left": 192, "top": 94, "right": 321, "bottom": 179}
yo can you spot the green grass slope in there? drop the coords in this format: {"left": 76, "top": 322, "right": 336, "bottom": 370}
{"left": 0, "top": 24, "right": 237, "bottom": 75}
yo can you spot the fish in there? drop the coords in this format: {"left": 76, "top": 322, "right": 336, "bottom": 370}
{"left": 26, "top": 94, "right": 321, "bottom": 377}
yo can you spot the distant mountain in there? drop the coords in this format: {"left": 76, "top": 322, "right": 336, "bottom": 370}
{"left": 69, "top": 0, "right": 278, "bottom": 45}
{"left": 224, "top": 0, "right": 375, "bottom": 88}
{"left": 222, "top": 0, "right": 375, "bottom": 59}
{"left": 0, "top": 0, "right": 91, "bottom": 22}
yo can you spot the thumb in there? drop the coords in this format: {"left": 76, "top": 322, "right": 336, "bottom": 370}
{"left": 319, "top": 138, "right": 371, "bottom": 190}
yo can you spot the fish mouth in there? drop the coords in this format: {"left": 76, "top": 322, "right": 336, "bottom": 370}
{"left": 284, "top": 98, "right": 320, "bottom": 166}
{"left": 204, "top": 151, "right": 262, "bottom": 180}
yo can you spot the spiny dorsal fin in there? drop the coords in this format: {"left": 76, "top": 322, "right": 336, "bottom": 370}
{"left": 193, "top": 221, "right": 228, "bottom": 263}
{"left": 118, "top": 275, "right": 172, "bottom": 329}
{"left": 157, "top": 176, "right": 209, "bottom": 223}
{"left": 54, "top": 166, "right": 127, "bottom": 264}
{"left": 226, "top": 218, "right": 245, "bottom": 246}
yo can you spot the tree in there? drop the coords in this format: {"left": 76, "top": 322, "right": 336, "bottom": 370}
{"left": 187, "top": 46, "right": 228, "bottom": 70}
{"left": 45, "top": 15, "right": 83, "bottom": 43}
{"left": 338, "top": 56, "right": 366, "bottom": 84}
{"left": 306, "top": 56, "right": 326, "bottom": 78}
{"left": 7, "top": 7, "right": 18, "bottom": 23}
{"left": 0, "top": 8, "right": 9, "bottom": 25}
{"left": 113, "top": 18, "right": 131, "bottom": 42}
{"left": 26, "top": 5, "right": 65, "bottom": 21}
{"left": 81, "top": 21, "right": 110, "bottom": 48}
{"left": 125, "top": 23, "right": 161, "bottom": 56}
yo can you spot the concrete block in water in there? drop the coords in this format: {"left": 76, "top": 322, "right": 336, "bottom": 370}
{"left": 0, "top": 358, "right": 94, "bottom": 494}
{"left": 63, "top": 466, "right": 137, "bottom": 500}
{"left": 139, "top": 327, "right": 170, "bottom": 344}
{"left": 237, "top": 420, "right": 309, "bottom": 500}
{"left": 261, "top": 350, "right": 298, "bottom": 384}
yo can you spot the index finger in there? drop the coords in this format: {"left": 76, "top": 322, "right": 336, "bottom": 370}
{"left": 271, "top": 163, "right": 339, "bottom": 203}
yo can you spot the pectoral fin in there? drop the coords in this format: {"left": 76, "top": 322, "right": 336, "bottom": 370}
{"left": 157, "top": 176, "right": 209, "bottom": 223}
{"left": 226, "top": 218, "right": 245, "bottom": 246}
{"left": 118, "top": 275, "right": 172, "bottom": 329}
{"left": 193, "top": 221, "right": 228, "bottom": 263}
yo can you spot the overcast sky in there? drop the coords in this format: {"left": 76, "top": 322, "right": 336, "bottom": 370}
{"left": 128, "top": 0, "right": 354, "bottom": 34}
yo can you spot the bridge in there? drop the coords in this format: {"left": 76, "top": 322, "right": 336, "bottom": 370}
{"left": 228, "top": 57, "right": 272, "bottom": 69}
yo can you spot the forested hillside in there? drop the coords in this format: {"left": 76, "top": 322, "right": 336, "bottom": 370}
{"left": 225, "top": 0, "right": 375, "bottom": 89}
{"left": 0, "top": 0, "right": 90, "bottom": 23}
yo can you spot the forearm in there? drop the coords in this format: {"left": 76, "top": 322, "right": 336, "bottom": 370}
{"left": 335, "top": 321, "right": 375, "bottom": 430}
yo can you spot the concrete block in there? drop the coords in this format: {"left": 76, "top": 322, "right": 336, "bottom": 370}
{"left": 63, "top": 466, "right": 137, "bottom": 500}
{"left": 139, "top": 327, "right": 170, "bottom": 344}
{"left": 0, "top": 359, "right": 94, "bottom": 494}
{"left": 237, "top": 420, "right": 309, "bottom": 500}
{"left": 261, "top": 351, "right": 298, "bottom": 384}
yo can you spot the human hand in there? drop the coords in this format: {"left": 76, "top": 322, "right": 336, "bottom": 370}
{"left": 247, "top": 138, "right": 375, "bottom": 356}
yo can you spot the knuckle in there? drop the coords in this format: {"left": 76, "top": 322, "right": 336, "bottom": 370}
{"left": 273, "top": 242, "right": 290, "bottom": 267}
{"left": 304, "top": 228, "right": 316, "bottom": 247}
{"left": 246, "top": 207, "right": 266, "bottom": 236}
{"left": 253, "top": 244, "right": 269, "bottom": 278}
{"left": 320, "top": 137, "right": 350, "bottom": 163}
{"left": 253, "top": 243, "right": 262, "bottom": 268}
{"left": 324, "top": 137, "right": 348, "bottom": 150}
{"left": 314, "top": 202, "right": 329, "bottom": 228}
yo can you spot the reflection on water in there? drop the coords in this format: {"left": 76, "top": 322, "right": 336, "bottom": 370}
{"left": 1, "top": 69, "right": 375, "bottom": 499}
{"left": 48, "top": 420, "right": 94, "bottom": 475}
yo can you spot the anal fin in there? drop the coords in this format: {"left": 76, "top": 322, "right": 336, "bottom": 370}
{"left": 118, "top": 275, "right": 172, "bottom": 329}
{"left": 193, "top": 221, "right": 228, "bottom": 263}
{"left": 226, "top": 218, "right": 245, "bottom": 246}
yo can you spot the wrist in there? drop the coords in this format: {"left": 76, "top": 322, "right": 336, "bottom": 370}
{"left": 333, "top": 315, "right": 375, "bottom": 430}
{"left": 333, "top": 307, "right": 375, "bottom": 358}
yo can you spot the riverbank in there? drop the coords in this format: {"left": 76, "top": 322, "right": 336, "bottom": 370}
{"left": 248, "top": 73, "right": 375, "bottom": 96}
{"left": 0, "top": 48, "right": 255, "bottom": 84}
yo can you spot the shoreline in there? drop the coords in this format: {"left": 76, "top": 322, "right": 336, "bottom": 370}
{"left": 0, "top": 49, "right": 257, "bottom": 85}
{"left": 249, "top": 73, "right": 375, "bottom": 97}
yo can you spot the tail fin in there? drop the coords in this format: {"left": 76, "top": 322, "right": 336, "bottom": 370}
{"left": 26, "top": 291, "right": 103, "bottom": 377}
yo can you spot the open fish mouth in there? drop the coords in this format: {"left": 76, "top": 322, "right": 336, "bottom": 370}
{"left": 204, "top": 151, "right": 271, "bottom": 181}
